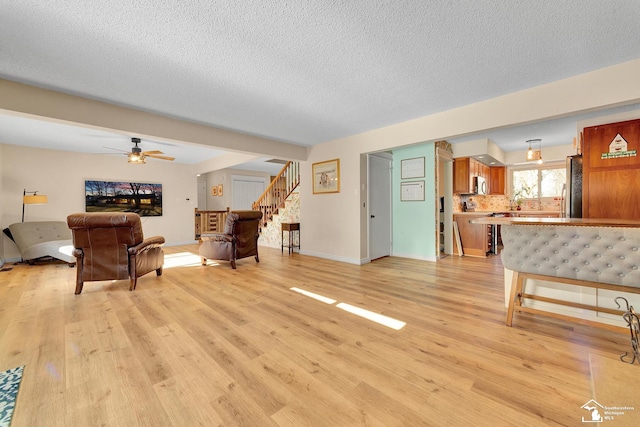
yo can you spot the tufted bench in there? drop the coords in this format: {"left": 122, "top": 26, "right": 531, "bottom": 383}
{"left": 500, "top": 224, "right": 640, "bottom": 330}
{"left": 8, "top": 221, "right": 75, "bottom": 264}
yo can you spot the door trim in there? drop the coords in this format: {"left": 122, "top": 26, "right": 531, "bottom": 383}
{"left": 368, "top": 152, "right": 392, "bottom": 261}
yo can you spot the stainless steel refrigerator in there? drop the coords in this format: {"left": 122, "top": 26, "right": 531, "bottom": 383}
{"left": 562, "top": 154, "right": 582, "bottom": 218}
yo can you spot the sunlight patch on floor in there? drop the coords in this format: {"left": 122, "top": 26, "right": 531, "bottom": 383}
{"left": 289, "top": 287, "right": 405, "bottom": 330}
{"left": 163, "top": 252, "right": 212, "bottom": 268}
{"left": 336, "top": 303, "right": 406, "bottom": 330}
{"left": 290, "top": 287, "right": 336, "bottom": 304}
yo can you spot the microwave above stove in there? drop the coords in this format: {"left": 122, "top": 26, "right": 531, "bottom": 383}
{"left": 474, "top": 176, "right": 487, "bottom": 195}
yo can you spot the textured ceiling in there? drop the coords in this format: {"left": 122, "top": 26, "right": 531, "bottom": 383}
{"left": 1, "top": 0, "right": 640, "bottom": 165}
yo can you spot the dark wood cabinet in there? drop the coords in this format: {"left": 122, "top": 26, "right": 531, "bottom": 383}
{"left": 489, "top": 166, "right": 505, "bottom": 195}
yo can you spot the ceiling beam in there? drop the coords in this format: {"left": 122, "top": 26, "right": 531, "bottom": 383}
{"left": 0, "top": 78, "right": 308, "bottom": 161}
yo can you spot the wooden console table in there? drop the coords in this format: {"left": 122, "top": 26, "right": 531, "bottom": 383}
{"left": 281, "top": 222, "right": 300, "bottom": 254}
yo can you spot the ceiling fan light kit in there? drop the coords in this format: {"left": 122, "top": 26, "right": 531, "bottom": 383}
{"left": 128, "top": 153, "right": 146, "bottom": 164}
{"left": 108, "top": 137, "right": 175, "bottom": 164}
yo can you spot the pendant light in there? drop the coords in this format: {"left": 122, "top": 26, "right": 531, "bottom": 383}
{"left": 526, "top": 139, "right": 543, "bottom": 164}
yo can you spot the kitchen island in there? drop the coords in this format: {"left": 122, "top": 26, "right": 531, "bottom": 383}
{"left": 453, "top": 211, "right": 561, "bottom": 257}
{"left": 471, "top": 216, "right": 640, "bottom": 330}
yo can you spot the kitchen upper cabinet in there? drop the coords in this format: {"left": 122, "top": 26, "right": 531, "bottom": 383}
{"left": 479, "top": 163, "right": 489, "bottom": 182}
{"left": 453, "top": 157, "right": 473, "bottom": 194}
{"left": 489, "top": 166, "right": 506, "bottom": 195}
{"left": 453, "top": 157, "right": 468, "bottom": 194}
{"left": 454, "top": 157, "right": 491, "bottom": 194}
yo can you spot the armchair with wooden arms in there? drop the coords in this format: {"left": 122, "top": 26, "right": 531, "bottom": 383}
{"left": 66, "top": 212, "right": 165, "bottom": 294}
{"left": 199, "top": 210, "right": 263, "bottom": 269}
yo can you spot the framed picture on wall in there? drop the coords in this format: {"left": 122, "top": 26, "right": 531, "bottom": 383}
{"left": 217, "top": 184, "right": 223, "bottom": 196}
{"left": 312, "top": 159, "right": 340, "bottom": 194}
{"left": 85, "top": 180, "right": 162, "bottom": 216}
{"left": 401, "top": 157, "right": 425, "bottom": 179}
{"left": 400, "top": 181, "right": 425, "bottom": 201}
{"left": 211, "top": 186, "right": 217, "bottom": 196}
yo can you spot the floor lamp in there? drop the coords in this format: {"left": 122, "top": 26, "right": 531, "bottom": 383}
{"left": 22, "top": 189, "right": 48, "bottom": 222}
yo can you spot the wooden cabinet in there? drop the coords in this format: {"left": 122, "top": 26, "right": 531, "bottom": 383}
{"left": 479, "top": 163, "right": 489, "bottom": 182}
{"left": 453, "top": 157, "right": 472, "bottom": 194}
{"left": 583, "top": 119, "right": 640, "bottom": 219}
{"left": 454, "top": 157, "right": 490, "bottom": 194}
{"left": 453, "top": 214, "right": 489, "bottom": 257}
{"left": 489, "top": 166, "right": 505, "bottom": 195}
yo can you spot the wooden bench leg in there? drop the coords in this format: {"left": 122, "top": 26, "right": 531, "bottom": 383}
{"left": 506, "top": 271, "right": 525, "bottom": 326}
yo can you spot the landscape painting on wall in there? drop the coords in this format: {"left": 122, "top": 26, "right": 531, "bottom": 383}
{"left": 85, "top": 180, "right": 163, "bottom": 216}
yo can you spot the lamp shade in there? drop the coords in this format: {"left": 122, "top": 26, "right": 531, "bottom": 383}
{"left": 525, "top": 139, "right": 542, "bottom": 163}
{"left": 23, "top": 194, "right": 48, "bottom": 204}
{"left": 128, "top": 153, "right": 146, "bottom": 164}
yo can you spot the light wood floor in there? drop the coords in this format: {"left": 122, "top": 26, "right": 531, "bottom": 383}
{"left": 0, "top": 245, "right": 634, "bottom": 426}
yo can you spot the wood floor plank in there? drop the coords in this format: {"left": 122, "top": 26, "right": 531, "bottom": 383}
{"left": 0, "top": 245, "right": 635, "bottom": 426}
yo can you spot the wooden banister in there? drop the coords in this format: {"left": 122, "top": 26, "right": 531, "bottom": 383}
{"left": 252, "top": 161, "right": 300, "bottom": 225}
{"left": 194, "top": 208, "right": 230, "bottom": 240}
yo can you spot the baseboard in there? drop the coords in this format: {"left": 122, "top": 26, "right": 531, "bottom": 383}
{"left": 258, "top": 242, "right": 281, "bottom": 249}
{"left": 298, "top": 249, "right": 363, "bottom": 265}
{"left": 391, "top": 252, "right": 438, "bottom": 262}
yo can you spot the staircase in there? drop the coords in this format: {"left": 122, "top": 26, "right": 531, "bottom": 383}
{"left": 252, "top": 161, "right": 300, "bottom": 248}
{"left": 252, "top": 161, "right": 300, "bottom": 227}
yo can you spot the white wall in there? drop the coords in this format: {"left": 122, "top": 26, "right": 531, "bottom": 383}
{"left": 205, "top": 169, "right": 228, "bottom": 211}
{"left": 202, "top": 168, "right": 271, "bottom": 211}
{"left": 300, "top": 148, "right": 365, "bottom": 264}
{"left": 301, "top": 59, "right": 640, "bottom": 264}
{"left": 1, "top": 144, "right": 197, "bottom": 260}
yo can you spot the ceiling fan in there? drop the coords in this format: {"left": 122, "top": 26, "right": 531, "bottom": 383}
{"left": 105, "top": 138, "right": 175, "bottom": 164}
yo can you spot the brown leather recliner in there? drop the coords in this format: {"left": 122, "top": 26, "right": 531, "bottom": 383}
{"left": 199, "top": 210, "right": 263, "bottom": 269}
{"left": 66, "top": 212, "right": 165, "bottom": 294}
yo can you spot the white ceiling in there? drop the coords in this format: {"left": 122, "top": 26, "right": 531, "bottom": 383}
{"left": 1, "top": 1, "right": 640, "bottom": 169}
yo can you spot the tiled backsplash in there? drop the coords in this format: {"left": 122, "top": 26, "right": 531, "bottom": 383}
{"left": 452, "top": 194, "right": 561, "bottom": 212}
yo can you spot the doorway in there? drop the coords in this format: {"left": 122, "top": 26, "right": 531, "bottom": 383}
{"left": 437, "top": 148, "right": 454, "bottom": 256}
{"left": 368, "top": 153, "right": 392, "bottom": 261}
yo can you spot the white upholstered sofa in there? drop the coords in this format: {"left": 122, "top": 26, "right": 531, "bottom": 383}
{"left": 8, "top": 221, "right": 75, "bottom": 264}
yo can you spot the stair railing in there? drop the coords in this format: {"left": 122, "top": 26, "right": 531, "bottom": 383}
{"left": 194, "top": 208, "right": 229, "bottom": 240}
{"left": 252, "top": 161, "right": 300, "bottom": 225}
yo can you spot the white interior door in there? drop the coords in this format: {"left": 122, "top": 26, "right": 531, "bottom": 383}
{"left": 369, "top": 154, "right": 392, "bottom": 260}
{"left": 231, "top": 175, "right": 267, "bottom": 210}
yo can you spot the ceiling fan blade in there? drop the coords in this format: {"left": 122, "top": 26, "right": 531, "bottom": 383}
{"left": 147, "top": 154, "right": 175, "bottom": 161}
{"left": 142, "top": 150, "right": 164, "bottom": 155}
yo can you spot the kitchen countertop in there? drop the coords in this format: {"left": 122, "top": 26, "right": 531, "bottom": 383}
{"left": 452, "top": 210, "right": 560, "bottom": 215}
{"left": 471, "top": 217, "right": 640, "bottom": 227}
